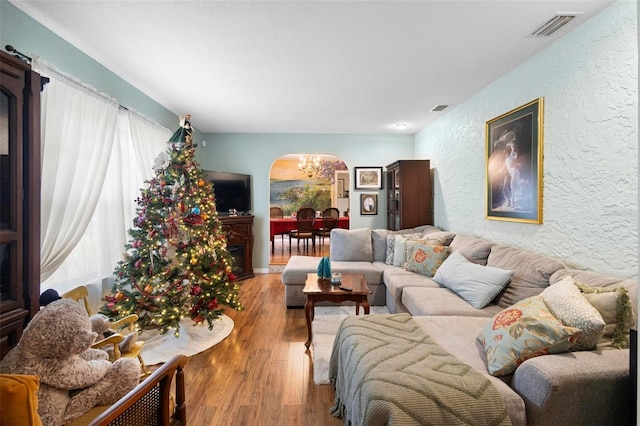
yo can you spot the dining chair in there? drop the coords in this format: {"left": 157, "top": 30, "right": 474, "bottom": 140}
{"left": 314, "top": 207, "right": 340, "bottom": 248}
{"left": 289, "top": 207, "right": 316, "bottom": 254}
{"left": 270, "top": 206, "right": 287, "bottom": 253}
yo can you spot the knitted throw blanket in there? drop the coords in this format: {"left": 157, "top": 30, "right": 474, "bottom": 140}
{"left": 329, "top": 314, "right": 511, "bottom": 426}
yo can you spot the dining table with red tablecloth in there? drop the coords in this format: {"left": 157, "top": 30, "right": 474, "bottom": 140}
{"left": 270, "top": 217, "right": 349, "bottom": 251}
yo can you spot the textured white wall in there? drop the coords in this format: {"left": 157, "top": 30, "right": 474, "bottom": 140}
{"left": 415, "top": 0, "right": 638, "bottom": 278}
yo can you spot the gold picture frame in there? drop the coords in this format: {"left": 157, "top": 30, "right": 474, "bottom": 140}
{"left": 360, "top": 193, "right": 378, "bottom": 215}
{"left": 486, "top": 98, "right": 544, "bottom": 223}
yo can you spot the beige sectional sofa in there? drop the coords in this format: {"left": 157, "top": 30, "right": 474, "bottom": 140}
{"left": 281, "top": 227, "right": 637, "bottom": 425}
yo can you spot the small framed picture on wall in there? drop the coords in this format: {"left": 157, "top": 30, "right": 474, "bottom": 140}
{"left": 360, "top": 193, "right": 378, "bottom": 215}
{"left": 354, "top": 167, "right": 383, "bottom": 190}
{"left": 337, "top": 179, "right": 345, "bottom": 197}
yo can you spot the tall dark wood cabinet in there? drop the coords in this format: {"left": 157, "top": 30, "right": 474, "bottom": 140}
{"left": 0, "top": 51, "right": 44, "bottom": 359}
{"left": 386, "top": 160, "right": 432, "bottom": 231}
{"left": 219, "top": 215, "right": 254, "bottom": 280}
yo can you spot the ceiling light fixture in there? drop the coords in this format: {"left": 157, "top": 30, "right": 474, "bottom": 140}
{"left": 395, "top": 123, "right": 408, "bottom": 130}
{"left": 298, "top": 155, "right": 321, "bottom": 178}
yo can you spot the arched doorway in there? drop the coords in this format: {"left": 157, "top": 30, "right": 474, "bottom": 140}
{"left": 269, "top": 154, "right": 349, "bottom": 261}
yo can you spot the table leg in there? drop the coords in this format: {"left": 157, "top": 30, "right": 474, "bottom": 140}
{"left": 304, "top": 296, "right": 314, "bottom": 349}
{"left": 362, "top": 297, "right": 370, "bottom": 315}
{"left": 356, "top": 302, "right": 360, "bottom": 315}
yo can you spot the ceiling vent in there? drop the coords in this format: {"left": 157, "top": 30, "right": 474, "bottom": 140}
{"left": 529, "top": 14, "right": 579, "bottom": 37}
{"left": 431, "top": 105, "right": 448, "bottom": 112}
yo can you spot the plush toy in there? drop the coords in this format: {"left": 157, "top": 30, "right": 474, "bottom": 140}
{"left": 0, "top": 299, "right": 140, "bottom": 426}
{"left": 89, "top": 313, "right": 139, "bottom": 358}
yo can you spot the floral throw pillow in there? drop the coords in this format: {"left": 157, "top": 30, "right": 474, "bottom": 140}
{"left": 404, "top": 243, "right": 450, "bottom": 277}
{"left": 392, "top": 233, "right": 422, "bottom": 267}
{"left": 477, "top": 296, "right": 581, "bottom": 376}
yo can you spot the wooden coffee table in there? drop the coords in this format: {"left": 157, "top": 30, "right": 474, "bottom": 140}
{"left": 303, "top": 273, "right": 371, "bottom": 349}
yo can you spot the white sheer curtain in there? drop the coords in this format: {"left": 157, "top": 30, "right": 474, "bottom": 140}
{"left": 33, "top": 58, "right": 172, "bottom": 293}
{"left": 96, "top": 110, "right": 170, "bottom": 278}
{"left": 33, "top": 58, "right": 119, "bottom": 282}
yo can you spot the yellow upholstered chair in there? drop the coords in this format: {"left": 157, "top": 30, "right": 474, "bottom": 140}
{"left": 61, "top": 286, "right": 149, "bottom": 377}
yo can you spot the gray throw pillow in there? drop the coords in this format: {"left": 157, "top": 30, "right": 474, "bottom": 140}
{"left": 433, "top": 251, "right": 514, "bottom": 309}
{"left": 371, "top": 229, "right": 391, "bottom": 262}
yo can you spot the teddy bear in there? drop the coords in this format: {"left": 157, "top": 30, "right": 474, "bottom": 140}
{"left": 39, "top": 289, "right": 138, "bottom": 361}
{"left": 89, "top": 313, "right": 139, "bottom": 359}
{"left": 0, "top": 298, "right": 141, "bottom": 426}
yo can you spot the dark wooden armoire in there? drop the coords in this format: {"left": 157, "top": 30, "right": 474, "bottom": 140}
{"left": 0, "top": 51, "right": 44, "bottom": 358}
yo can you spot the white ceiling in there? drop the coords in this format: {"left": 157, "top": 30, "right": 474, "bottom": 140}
{"left": 10, "top": 0, "right": 614, "bottom": 134}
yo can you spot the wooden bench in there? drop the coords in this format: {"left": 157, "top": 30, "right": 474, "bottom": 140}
{"left": 69, "top": 354, "right": 188, "bottom": 426}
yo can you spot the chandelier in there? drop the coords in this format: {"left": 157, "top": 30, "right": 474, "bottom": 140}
{"left": 298, "top": 155, "right": 321, "bottom": 178}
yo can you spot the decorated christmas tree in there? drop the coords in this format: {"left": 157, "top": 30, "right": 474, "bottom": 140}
{"left": 100, "top": 115, "right": 242, "bottom": 336}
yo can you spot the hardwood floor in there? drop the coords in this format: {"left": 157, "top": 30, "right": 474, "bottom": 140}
{"left": 270, "top": 235, "right": 330, "bottom": 265}
{"left": 183, "top": 273, "right": 341, "bottom": 425}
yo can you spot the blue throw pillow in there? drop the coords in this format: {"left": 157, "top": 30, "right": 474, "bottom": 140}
{"left": 433, "top": 251, "right": 514, "bottom": 309}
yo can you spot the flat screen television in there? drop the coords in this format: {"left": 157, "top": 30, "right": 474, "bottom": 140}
{"left": 203, "top": 171, "right": 252, "bottom": 215}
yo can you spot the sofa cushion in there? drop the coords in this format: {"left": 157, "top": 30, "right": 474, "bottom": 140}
{"left": 414, "top": 316, "right": 526, "bottom": 426}
{"left": 282, "top": 256, "right": 383, "bottom": 285}
{"left": 330, "top": 228, "right": 373, "bottom": 262}
{"left": 477, "top": 296, "right": 581, "bottom": 377}
{"left": 421, "top": 230, "right": 456, "bottom": 246}
{"left": 383, "top": 268, "right": 440, "bottom": 313}
{"left": 433, "top": 251, "right": 514, "bottom": 309}
{"left": 412, "top": 225, "right": 439, "bottom": 235}
{"left": 402, "top": 287, "right": 502, "bottom": 317}
{"left": 404, "top": 243, "right": 450, "bottom": 277}
{"left": 487, "top": 245, "right": 566, "bottom": 308}
{"left": 540, "top": 276, "right": 605, "bottom": 351}
{"left": 449, "top": 234, "right": 495, "bottom": 265}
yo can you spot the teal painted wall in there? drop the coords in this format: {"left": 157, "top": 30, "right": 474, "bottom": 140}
{"left": 200, "top": 133, "right": 414, "bottom": 269}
